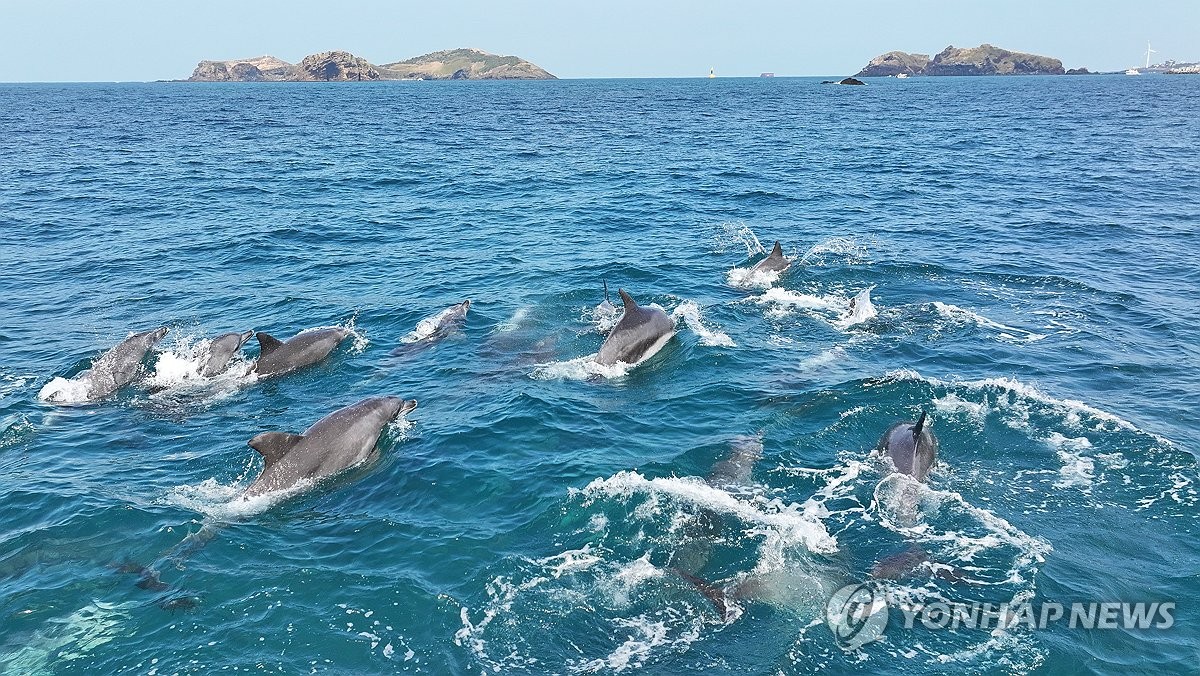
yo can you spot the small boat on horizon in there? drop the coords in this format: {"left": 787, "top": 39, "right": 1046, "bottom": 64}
{"left": 896, "top": 73, "right": 910, "bottom": 79}
{"left": 1125, "top": 68, "right": 1140, "bottom": 76}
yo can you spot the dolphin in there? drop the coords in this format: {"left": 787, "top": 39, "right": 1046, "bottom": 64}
{"left": 596, "top": 281, "right": 617, "bottom": 317}
{"left": 65, "top": 327, "right": 169, "bottom": 401}
{"left": 750, "top": 241, "right": 790, "bottom": 275}
{"left": 244, "top": 396, "right": 418, "bottom": 498}
{"left": 392, "top": 301, "right": 470, "bottom": 355}
{"left": 252, "top": 327, "right": 351, "bottom": 378}
{"left": 596, "top": 290, "right": 675, "bottom": 366}
{"left": 876, "top": 411, "right": 938, "bottom": 481}
{"left": 198, "top": 330, "right": 254, "bottom": 377}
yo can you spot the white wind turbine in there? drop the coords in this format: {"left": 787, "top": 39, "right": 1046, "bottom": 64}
{"left": 1145, "top": 41, "right": 1157, "bottom": 69}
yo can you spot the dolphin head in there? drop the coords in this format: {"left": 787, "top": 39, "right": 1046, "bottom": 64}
{"left": 877, "top": 411, "right": 938, "bottom": 481}
{"left": 457, "top": 300, "right": 471, "bottom": 314}
{"left": 145, "top": 326, "right": 169, "bottom": 343}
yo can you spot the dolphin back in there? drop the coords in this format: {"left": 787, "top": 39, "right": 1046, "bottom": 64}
{"left": 86, "top": 326, "right": 169, "bottom": 398}
{"left": 751, "top": 241, "right": 790, "bottom": 274}
{"left": 877, "top": 412, "right": 938, "bottom": 481}
{"left": 253, "top": 328, "right": 350, "bottom": 378}
{"left": 596, "top": 290, "right": 675, "bottom": 366}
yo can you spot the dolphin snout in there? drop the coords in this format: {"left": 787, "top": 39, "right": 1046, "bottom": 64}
{"left": 400, "top": 399, "right": 418, "bottom": 415}
{"left": 459, "top": 300, "right": 471, "bottom": 313}
{"left": 150, "top": 326, "right": 169, "bottom": 341}
{"left": 238, "top": 330, "right": 255, "bottom": 345}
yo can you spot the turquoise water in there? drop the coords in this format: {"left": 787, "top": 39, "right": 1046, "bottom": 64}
{"left": 0, "top": 76, "right": 1197, "bottom": 674}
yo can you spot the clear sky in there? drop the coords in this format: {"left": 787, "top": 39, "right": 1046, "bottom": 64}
{"left": 2, "top": 0, "right": 1197, "bottom": 81}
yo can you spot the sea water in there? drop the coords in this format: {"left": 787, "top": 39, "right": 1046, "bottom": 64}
{"left": 0, "top": 76, "right": 1197, "bottom": 674}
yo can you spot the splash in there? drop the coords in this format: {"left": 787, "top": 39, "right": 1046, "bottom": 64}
{"left": 671, "top": 301, "right": 735, "bottom": 347}
{"left": 726, "top": 266, "right": 782, "bottom": 290}
{"left": 755, "top": 287, "right": 846, "bottom": 316}
{"left": 37, "top": 375, "right": 94, "bottom": 404}
{"left": 142, "top": 332, "right": 256, "bottom": 399}
{"left": 531, "top": 354, "right": 635, "bottom": 381}
{"left": 581, "top": 302, "right": 621, "bottom": 334}
{"left": 399, "top": 306, "right": 460, "bottom": 344}
{"left": 797, "top": 236, "right": 871, "bottom": 266}
{"left": 834, "top": 286, "right": 878, "bottom": 329}
{"left": 711, "top": 221, "right": 767, "bottom": 257}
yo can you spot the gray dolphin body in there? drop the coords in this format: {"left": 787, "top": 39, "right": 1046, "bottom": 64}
{"left": 78, "top": 327, "right": 169, "bottom": 400}
{"left": 876, "top": 411, "right": 938, "bottom": 481}
{"left": 750, "top": 241, "right": 790, "bottom": 275}
{"left": 199, "top": 330, "right": 254, "bottom": 377}
{"left": 252, "top": 328, "right": 351, "bottom": 378}
{"left": 244, "top": 396, "right": 418, "bottom": 498}
{"left": 596, "top": 290, "right": 676, "bottom": 366}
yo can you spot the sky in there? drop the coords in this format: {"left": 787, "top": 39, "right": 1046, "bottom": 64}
{"left": 1, "top": 0, "right": 1197, "bottom": 81}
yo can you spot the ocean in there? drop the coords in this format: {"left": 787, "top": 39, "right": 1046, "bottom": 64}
{"left": 0, "top": 75, "right": 1197, "bottom": 674}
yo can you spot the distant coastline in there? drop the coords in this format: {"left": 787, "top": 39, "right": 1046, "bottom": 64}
{"left": 185, "top": 48, "right": 555, "bottom": 82}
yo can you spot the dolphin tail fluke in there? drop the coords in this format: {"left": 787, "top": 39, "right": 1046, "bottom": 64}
{"left": 672, "top": 567, "right": 729, "bottom": 619}
{"left": 912, "top": 410, "right": 928, "bottom": 440}
{"left": 255, "top": 332, "right": 284, "bottom": 358}
{"left": 618, "top": 289, "right": 638, "bottom": 312}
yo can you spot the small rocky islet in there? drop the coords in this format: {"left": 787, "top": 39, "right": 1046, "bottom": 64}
{"left": 854, "top": 43, "right": 1072, "bottom": 77}
{"left": 187, "top": 47, "right": 555, "bottom": 81}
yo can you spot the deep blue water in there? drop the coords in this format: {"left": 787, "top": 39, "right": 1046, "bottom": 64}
{"left": 0, "top": 76, "right": 1198, "bottom": 674}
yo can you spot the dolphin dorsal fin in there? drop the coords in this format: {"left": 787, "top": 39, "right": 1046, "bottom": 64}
{"left": 770, "top": 241, "right": 783, "bottom": 258}
{"left": 603, "top": 280, "right": 610, "bottom": 303}
{"left": 911, "top": 411, "right": 928, "bottom": 440}
{"left": 618, "top": 289, "right": 638, "bottom": 312}
{"left": 248, "top": 431, "right": 304, "bottom": 469}
{"left": 256, "top": 332, "right": 284, "bottom": 358}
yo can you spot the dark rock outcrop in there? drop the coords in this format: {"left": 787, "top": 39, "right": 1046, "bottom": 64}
{"left": 1065, "top": 68, "right": 1092, "bottom": 75}
{"left": 855, "top": 44, "right": 1065, "bottom": 77}
{"left": 839, "top": 77, "right": 866, "bottom": 85}
{"left": 297, "top": 51, "right": 379, "bottom": 81}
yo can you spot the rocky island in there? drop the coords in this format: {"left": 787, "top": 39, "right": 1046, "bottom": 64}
{"left": 855, "top": 44, "right": 1068, "bottom": 77}
{"left": 187, "top": 48, "right": 554, "bottom": 82}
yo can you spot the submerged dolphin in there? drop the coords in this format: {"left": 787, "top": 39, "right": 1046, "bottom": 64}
{"left": 244, "top": 396, "right": 417, "bottom": 498}
{"left": 392, "top": 301, "right": 470, "bottom": 355}
{"left": 63, "top": 327, "right": 169, "bottom": 401}
{"left": 199, "top": 330, "right": 254, "bottom": 377}
{"left": 750, "top": 241, "right": 790, "bottom": 275}
{"left": 252, "top": 327, "right": 351, "bottom": 378}
{"left": 596, "top": 290, "right": 675, "bottom": 366}
{"left": 876, "top": 411, "right": 938, "bottom": 481}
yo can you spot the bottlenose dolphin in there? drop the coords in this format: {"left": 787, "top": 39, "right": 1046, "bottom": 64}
{"left": 199, "top": 330, "right": 254, "bottom": 377}
{"left": 876, "top": 411, "right": 938, "bottom": 481}
{"left": 392, "top": 301, "right": 471, "bottom": 355}
{"left": 750, "top": 241, "right": 790, "bottom": 275}
{"left": 244, "top": 396, "right": 417, "bottom": 497}
{"left": 595, "top": 281, "right": 617, "bottom": 318}
{"left": 56, "top": 327, "right": 169, "bottom": 401}
{"left": 252, "top": 327, "right": 351, "bottom": 378}
{"left": 596, "top": 290, "right": 675, "bottom": 366}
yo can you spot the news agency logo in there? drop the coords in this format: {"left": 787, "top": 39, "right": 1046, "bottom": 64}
{"left": 826, "top": 581, "right": 1177, "bottom": 651}
{"left": 825, "top": 582, "right": 889, "bottom": 650}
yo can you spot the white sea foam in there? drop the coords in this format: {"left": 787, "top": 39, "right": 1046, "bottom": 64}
{"left": 0, "top": 600, "right": 136, "bottom": 672}
{"left": 932, "top": 302, "right": 1046, "bottom": 344}
{"left": 531, "top": 354, "right": 636, "bottom": 380}
{"left": 38, "top": 375, "right": 95, "bottom": 404}
{"left": 576, "top": 471, "right": 837, "bottom": 555}
{"left": 142, "top": 333, "right": 256, "bottom": 399}
{"left": 755, "top": 287, "right": 845, "bottom": 313}
{"left": 1045, "top": 433, "right": 1096, "bottom": 489}
{"left": 671, "top": 301, "right": 735, "bottom": 347}
{"left": 726, "top": 266, "right": 782, "bottom": 290}
{"left": 582, "top": 301, "right": 621, "bottom": 333}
